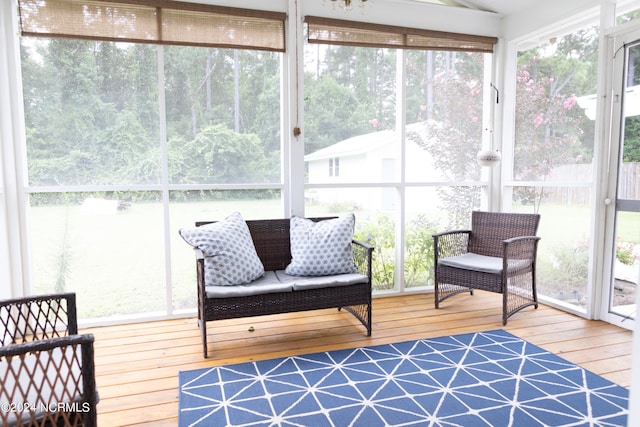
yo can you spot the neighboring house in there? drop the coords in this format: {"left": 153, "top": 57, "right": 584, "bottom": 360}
{"left": 305, "top": 122, "right": 442, "bottom": 211}
{"left": 577, "top": 84, "right": 640, "bottom": 119}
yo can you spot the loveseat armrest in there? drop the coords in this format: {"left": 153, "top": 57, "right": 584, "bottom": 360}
{"left": 194, "top": 248, "right": 207, "bottom": 312}
{"left": 432, "top": 230, "right": 471, "bottom": 261}
{"left": 0, "top": 293, "right": 77, "bottom": 346}
{"left": 194, "top": 248, "right": 205, "bottom": 285}
{"left": 0, "top": 333, "right": 97, "bottom": 427}
{"left": 352, "top": 240, "right": 374, "bottom": 284}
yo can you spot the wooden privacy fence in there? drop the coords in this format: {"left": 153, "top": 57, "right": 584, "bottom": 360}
{"left": 617, "top": 162, "right": 640, "bottom": 199}
{"left": 539, "top": 162, "right": 639, "bottom": 205}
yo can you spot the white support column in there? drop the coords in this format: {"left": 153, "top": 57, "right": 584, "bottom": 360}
{"left": 284, "top": 0, "right": 305, "bottom": 217}
{"left": 487, "top": 44, "right": 504, "bottom": 212}
{"left": 591, "top": 0, "right": 618, "bottom": 322}
{"left": 394, "top": 49, "right": 406, "bottom": 292}
{"left": 157, "top": 45, "right": 174, "bottom": 316}
{"left": 498, "top": 39, "right": 519, "bottom": 213}
{"left": 0, "top": 0, "right": 30, "bottom": 298}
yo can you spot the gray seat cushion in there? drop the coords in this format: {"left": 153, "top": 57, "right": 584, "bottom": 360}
{"left": 205, "top": 270, "right": 368, "bottom": 298}
{"left": 439, "top": 253, "right": 531, "bottom": 274}
{"left": 282, "top": 272, "right": 369, "bottom": 291}
{"left": 205, "top": 271, "right": 292, "bottom": 298}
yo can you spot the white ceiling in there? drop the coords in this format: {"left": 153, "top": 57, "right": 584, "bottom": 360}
{"left": 408, "top": 0, "right": 540, "bottom": 16}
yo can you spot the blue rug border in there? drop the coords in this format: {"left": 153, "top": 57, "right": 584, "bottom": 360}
{"left": 178, "top": 329, "right": 629, "bottom": 427}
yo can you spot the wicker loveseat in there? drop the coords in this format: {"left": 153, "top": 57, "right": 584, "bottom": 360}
{"left": 0, "top": 292, "right": 97, "bottom": 426}
{"left": 186, "top": 215, "right": 374, "bottom": 358}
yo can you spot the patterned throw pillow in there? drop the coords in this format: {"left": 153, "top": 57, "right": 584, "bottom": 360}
{"left": 285, "top": 214, "right": 358, "bottom": 276}
{"left": 179, "top": 212, "right": 264, "bottom": 286}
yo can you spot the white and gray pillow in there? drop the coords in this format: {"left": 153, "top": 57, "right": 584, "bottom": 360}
{"left": 179, "top": 212, "right": 264, "bottom": 286}
{"left": 285, "top": 214, "right": 358, "bottom": 276}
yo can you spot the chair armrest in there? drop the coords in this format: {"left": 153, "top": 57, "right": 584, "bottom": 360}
{"left": 503, "top": 236, "right": 541, "bottom": 261}
{"left": 433, "top": 230, "right": 471, "bottom": 260}
{"left": 0, "top": 334, "right": 97, "bottom": 427}
{"left": 432, "top": 229, "right": 471, "bottom": 238}
{"left": 352, "top": 240, "right": 374, "bottom": 284}
{"left": 1, "top": 293, "right": 77, "bottom": 346}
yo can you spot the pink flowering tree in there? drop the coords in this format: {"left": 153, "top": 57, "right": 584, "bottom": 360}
{"left": 514, "top": 54, "right": 594, "bottom": 211}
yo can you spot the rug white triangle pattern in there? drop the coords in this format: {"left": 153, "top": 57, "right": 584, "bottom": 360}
{"left": 178, "top": 329, "right": 628, "bottom": 426}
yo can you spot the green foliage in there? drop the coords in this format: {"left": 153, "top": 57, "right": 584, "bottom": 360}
{"left": 21, "top": 39, "right": 282, "bottom": 190}
{"left": 102, "top": 109, "right": 160, "bottom": 184}
{"left": 168, "top": 124, "right": 268, "bottom": 184}
{"left": 355, "top": 214, "right": 396, "bottom": 290}
{"left": 403, "top": 215, "right": 437, "bottom": 286}
{"left": 623, "top": 116, "right": 640, "bottom": 162}
{"left": 22, "top": 39, "right": 160, "bottom": 186}
{"left": 547, "top": 240, "right": 590, "bottom": 288}
{"left": 617, "top": 9, "right": 640, "bottom": 25}
{"left": 303, "top": 75, "right": 376, "bottom": 154}
{"left": 545, "top": 238, "right": 638, "bottom": 297}
{"left": 354, "top": 213, "right": 438, "bottom": 290}
{"left": 406, "top": 51, "right": 484, "bottom": 227}
{"left": 616, "top": 239, "right": 638, "bottom": 266}
{"left": 303, "top": 45, "right": 397, "bottom": 155}
{"left": 54, "top": 207, "right": 73, "bottom": 293}
{"left": 514, "top": 28, "right": 599, "bottom": 210}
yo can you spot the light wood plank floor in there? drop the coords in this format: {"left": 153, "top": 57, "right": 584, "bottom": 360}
{"left": 84, "top": 292, "right": 634, "bottom": 426}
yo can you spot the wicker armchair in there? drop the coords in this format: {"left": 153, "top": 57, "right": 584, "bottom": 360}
{"left": 433, "top": 211, "right": 541, "bottom": 325}
{"left": 0, "top": 293, "right": 97, "bottom": 426}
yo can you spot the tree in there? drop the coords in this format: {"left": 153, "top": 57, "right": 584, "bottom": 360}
{"left": 23, "top": 39, "right": 106, "bottom": 186}
{"left": 407, "top": 51, "right": 485, "bottom": 227}
{"left": 21, "top": 36, "right": 287, "bottom": 194}
{"left": 624, "top": 116, "right": 640, "bottom": 162}
{"left": 514, "top": 29, "right": 598, "bottom": 210}
{"left": 168, "top": 124, "right": 268, "bottom": 185}
{"left": 237, "top": 50, "right": 281, "bottom": 160}
{"left": 303, "top": 45, "right": 396, "bottom": 155}
{"left": 623, "top": 40, "right": 640, "bottom": 162}
{"left": 303, "top": 75, "right": 373, "bottom": 154}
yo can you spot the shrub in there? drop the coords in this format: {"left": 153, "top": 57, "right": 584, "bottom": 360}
{"left": 355, "top": 212, "right": 438, "bottom": 291}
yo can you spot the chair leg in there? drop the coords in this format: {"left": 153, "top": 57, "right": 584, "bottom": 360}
{"left": 198, "top": 289, "right": 209, "bottom": 358}
{"left": 532, "top": 268, "right": 539, "bottom": 309}
{"left": 435, "top": 280, "right": 474, "bottom": 309}
{"left": 502, "top": 272, "right": 539, "bottom": 325}
{"left": 503, "top": 288, "right": 508, "bottom": 326}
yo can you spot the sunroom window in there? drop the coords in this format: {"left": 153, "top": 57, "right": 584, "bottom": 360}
{"left": 511, "top": 23, "right": 599, "bottom": 313}
{"left": 14, "top": 1, "right": 498, "bottom": 320}
{"left": 303, "top": 17, "right": 495, "bottom": 292}
{"left": 18, "top": 2, "right": 285, "bottom": 321}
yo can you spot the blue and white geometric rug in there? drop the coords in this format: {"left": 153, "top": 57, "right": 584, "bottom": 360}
{"left": 178, "top": 329, "right": 629, "bottom": 426}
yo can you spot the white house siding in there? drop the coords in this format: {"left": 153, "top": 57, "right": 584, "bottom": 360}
{"left": 306, "top": 123, "right": 444, "bottom": 211}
